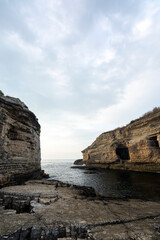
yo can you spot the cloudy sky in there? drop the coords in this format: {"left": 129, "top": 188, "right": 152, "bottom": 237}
{"left": 0, "top": 0, "right": 160, "bottom": 160}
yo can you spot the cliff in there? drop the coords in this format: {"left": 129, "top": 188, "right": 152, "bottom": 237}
{"left": 82, "top": 108, "right": 160, "bottom": 172}
{"left": 0, "top": 94, "right": 42, "bottom": 186}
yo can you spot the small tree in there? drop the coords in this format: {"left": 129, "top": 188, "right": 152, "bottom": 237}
{"left": 0, "top": 90, "right": 4, "bottom": 96}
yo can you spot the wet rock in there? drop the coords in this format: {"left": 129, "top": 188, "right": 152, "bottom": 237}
{"left": 19, "top": 228, "right": 31, "bottom": 240}
{"left": 30, "top": 227, "right": 41, "bottom": 240}
{"left": 73, "top": 159, "right": 84, "bottom": 165}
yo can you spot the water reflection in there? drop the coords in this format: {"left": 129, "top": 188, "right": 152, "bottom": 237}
{"left": 42, "top": 161, "right": 160, "bottom": 200}
{"left": 94, "top": 169, "right": 160, "bottom": 199}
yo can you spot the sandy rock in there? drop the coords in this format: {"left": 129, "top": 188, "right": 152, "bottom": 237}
{"left": 82, "top": 108, "right": 160, "bottom": 172}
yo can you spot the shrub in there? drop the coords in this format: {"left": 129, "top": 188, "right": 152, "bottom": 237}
{"left": 142, "top": 107, "right": 160, "bottom": 117}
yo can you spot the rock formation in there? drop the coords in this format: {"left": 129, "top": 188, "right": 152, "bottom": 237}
{"left": 1, "top": 180, "right": 160, "bottom": 240}
{"left": 82, "top": 108, "right": 160, "bottom": 172}
{"left": 73, "top": 159, "right": 84, "bottom": 165}
{"left": 0, "top": 94, "right": 42, "bottom": 187}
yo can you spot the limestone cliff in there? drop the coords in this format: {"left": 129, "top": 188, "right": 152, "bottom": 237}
{"left": 82, "top": 108, "right": 160, "bottom": 172}
{"left": 0, "top": 94, "right": 41, "bottom": 186}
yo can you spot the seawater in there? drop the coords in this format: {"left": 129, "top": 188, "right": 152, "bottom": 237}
{"left": 42, "top": 160, "right": 160, "bottom": 200}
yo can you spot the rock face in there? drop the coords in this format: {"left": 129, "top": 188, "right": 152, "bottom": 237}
{"left": 73, "top": 159, "right": 84, "bottom": 165}
{"left": 82, "top": 108, "right": 160, "bottom": 172}
{"left": 0, "top": 180, "right": 160, "bottom": 240}
{"left": 0, "top": 95, "right": 41, "bottom": 187}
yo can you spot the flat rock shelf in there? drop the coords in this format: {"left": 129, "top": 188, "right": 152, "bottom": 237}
{"left": 0, "top": 180, "right": 160, "bottom": 240}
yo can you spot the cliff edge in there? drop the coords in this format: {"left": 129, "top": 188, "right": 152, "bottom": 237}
{"left": 0, "top": 93, "right": 42, "bottom": 187}
{"left": 82, "top": 108, "right": 160, "bottom": 172}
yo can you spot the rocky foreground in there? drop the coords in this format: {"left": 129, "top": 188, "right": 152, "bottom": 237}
{"left": 0, "top": 180, "right": 160, "bottom": 240}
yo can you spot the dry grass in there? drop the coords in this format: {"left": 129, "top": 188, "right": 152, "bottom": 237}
{"left": 130, "top": 107, "right": 160, "bottom": 125}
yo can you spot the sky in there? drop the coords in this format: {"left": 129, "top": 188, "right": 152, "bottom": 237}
{"left": 0, "top": 0, "right": 160, "bottom": 160}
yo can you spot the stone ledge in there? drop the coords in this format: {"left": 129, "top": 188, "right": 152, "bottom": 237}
{"left": 0, "top": 180, "right": 160, "bottom": 239}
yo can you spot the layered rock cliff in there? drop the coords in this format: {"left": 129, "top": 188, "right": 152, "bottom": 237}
{"left": 0, "top": 94, "right": 41, "bottom": 186}
{"left": 82, "top": 108, "right": 160, "bottom": 172}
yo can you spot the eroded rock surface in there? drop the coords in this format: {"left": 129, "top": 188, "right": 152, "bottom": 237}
{"left": 73, "top": 159, "right": 84, "bottom": 165}
{"left": 0, "top": 180, "right": 160, "bottom": 239}
{"left": 82, "top": 108, "right": 160, "bottom": 172}
{"left": 0, "top": 95, "right": 41, "bottom": 187}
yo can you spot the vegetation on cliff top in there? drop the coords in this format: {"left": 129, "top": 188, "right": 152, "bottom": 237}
{"left": 142, "top": 107, "right": 160, "bottom": 117}
{"left": 130, "top": 107, "right": 160, "bottom": 124}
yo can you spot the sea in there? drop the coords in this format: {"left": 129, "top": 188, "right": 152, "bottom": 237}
{"left": 42, "top": 160, "right": 160, "bottom": 200}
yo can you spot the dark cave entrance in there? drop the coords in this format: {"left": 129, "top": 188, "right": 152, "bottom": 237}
{"left": 116, "top": 144, "right": 130, "bottom": 160}
{"left": 7, "top": 126, "right": 18, "bottom": 140}
{"left": 149, "top": 136, "right": 159, "bottom": 148}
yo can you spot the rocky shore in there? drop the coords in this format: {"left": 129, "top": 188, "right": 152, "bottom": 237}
{"left": 1, "top": 94, "right": 160, "bottom": 239}
{"left": 82, "top": 107, "right": 160, "bottom": 172}
{"left": 0, "top": 179, "right": 160, "bottom": 240}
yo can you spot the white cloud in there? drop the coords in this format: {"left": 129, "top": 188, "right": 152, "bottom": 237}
{"left": 90, "top": 82, "right": 110, "bottom": 92}
{"left": 4, "top": 31, "right": 44, "bottom": 61}
{"left": 94, "top": 49, "right": 116, "bottom": 66}
{"left": 46, "top": 69, "right": 69, "bottom": 87}
{"left": 1, "top": 0, "right": 160, "bottom": 159}
{"left": 24, "top": 0, "right": 73, "bottom": 47}
{"left": 97, "top": 73, "right": 160, "bottom": 129}
{"left": 133, "top": 18, "right": 152, "bottom": 39}
{"left": 99, "top": 16, "right": 112, "bottom": 32}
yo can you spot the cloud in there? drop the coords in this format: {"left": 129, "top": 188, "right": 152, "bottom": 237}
{"left": 0, "top": 0, "right": 160, "bottom": 159}
{"left": 94, "top": 49, "right": 116, "bottom": 66}
{"left": 94, "top": 71, "right": 160, "bottom": 130}
{"left": 133, "top": 18, "right": 152, "bottom": 39}
{"left": 3, "top": 31, "right": 44, "bottom": 62}
{"left": 46, "top": 69, "right": 69, "bottom": 87}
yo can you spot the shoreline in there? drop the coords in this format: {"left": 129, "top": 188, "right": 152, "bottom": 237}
{"left": 71, "top": 164, "right": 160, "bottom": 174}
{"left": 44, "top": 164, "right": 160, "bottom": 201}
{"left": 0, "top": 179, "right": 160, "bottom": 239}
{"left": 71, "top": 163, "right": 160, "bottom": 174}
{"left": 45, "top": 177, "right": 160, "bottom": 202}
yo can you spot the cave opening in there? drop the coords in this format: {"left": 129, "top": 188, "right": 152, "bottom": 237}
{"left": 7, "top": 127, "right": 18, "bottom": 140}
{"left": 149, "top": 136, "right": 159, "bottom": 148}
{"left": 116, "top": 144, "right": 130, "bottom": 160}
